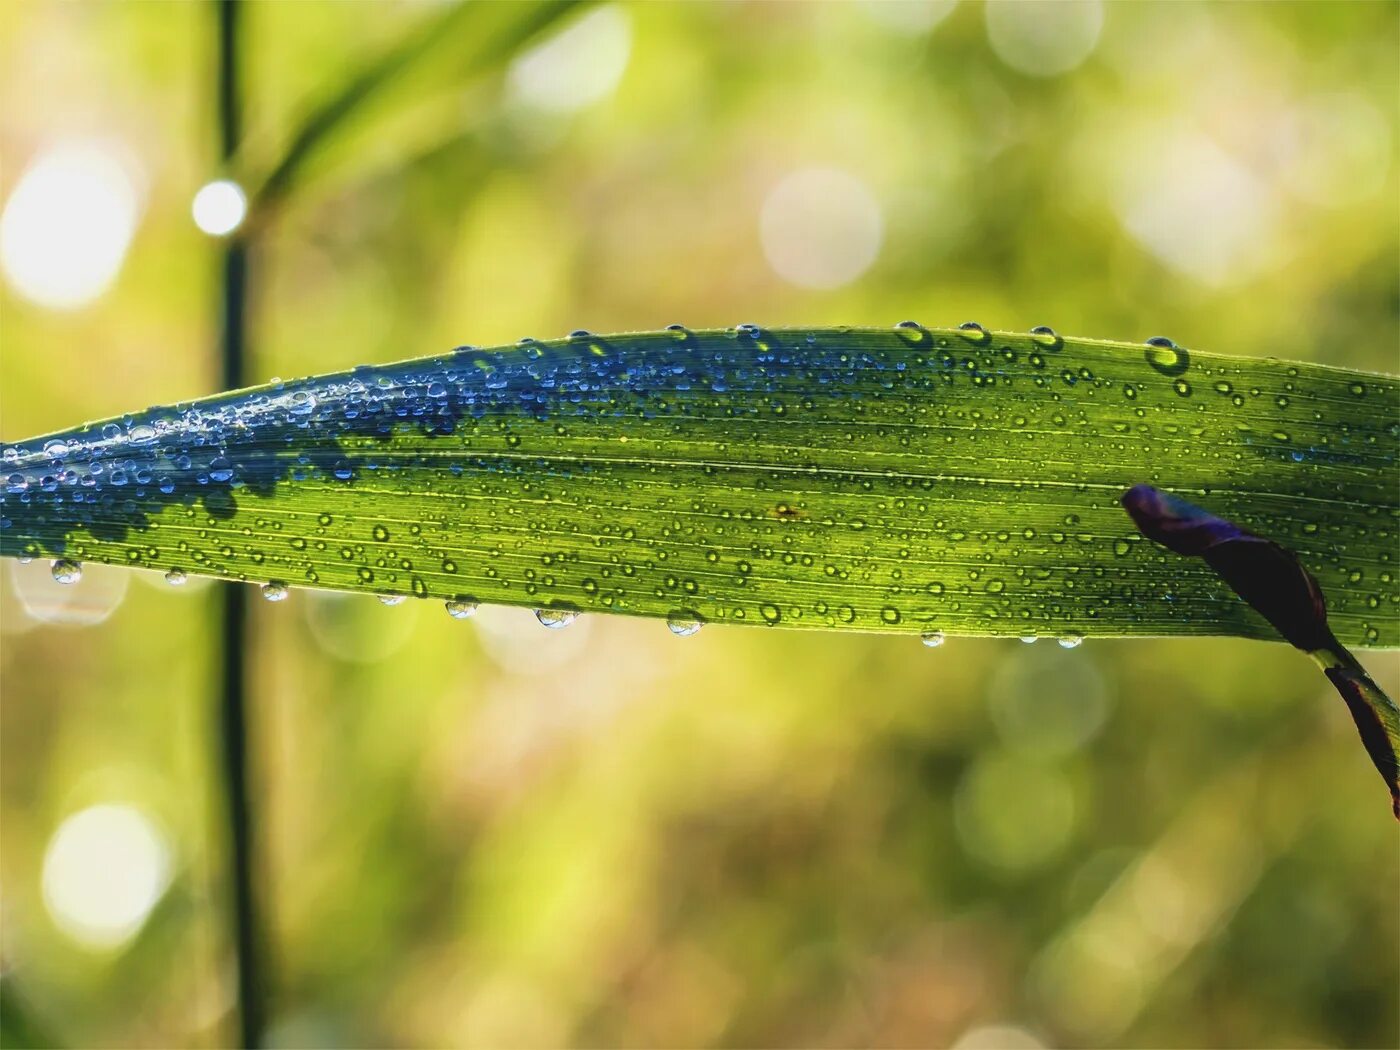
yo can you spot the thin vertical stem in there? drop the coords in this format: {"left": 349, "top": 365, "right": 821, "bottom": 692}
{"left": 214, "top": 0, "right": 263, "bottom": 1046}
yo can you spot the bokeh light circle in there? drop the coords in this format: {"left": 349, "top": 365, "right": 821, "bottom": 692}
{"left": 41, "top": 804, "right": 172, "bottom": 950}
{"left": 985, "top": 0, "right": 1103, "bottom": 77}
{"left": 191, "top": 179, "right": 248, "bottom": 237}
{"left": 0, "top": 140, "right": 141, "bottom": 310}
{"left": 760, "top": 167, "right": 884, "bottom": 290}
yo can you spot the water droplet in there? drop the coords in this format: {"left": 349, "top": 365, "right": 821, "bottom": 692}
{"left": 894, "top": 320, "right": 929, "bottom": 346}
{"left": 261, "top": 581, "right": 289, "bottom": 602}
{"left": 379, "top": 594, "right": 406, "bottom": 606}
{"left": 1019, "top": 635, "right": 1038, "bottom": 644}
{"left": 445, "top": 598, "right": 479, "bottom": 620}
{"left": 920, "top": 629, "right": 946, "bottom": 648}
{"left": 1144, "top": 337, "right": 1190, "bottom": 377}
{"left": 1057, "top": 633, "right": 1084, "bottom": 649}
{"left": 1349, "top": 381, "right": 1366, "bottom": 397}
{"left": 372, "top": 524, "right": 390, "bottom": 542}
{"left": 51, "top": 559, "right": 82, "bottom": 585}
{"left": 665, "top": 323, "right": 694, "bottom": 344}
{"left": 535, "top": 608, "right": 578, "bottom": 629}
{"left": 759, "top": 602, "right": 782, "bottom": 624}
{"left": 666, "top": 614, "right": 704, "bottom": 637}
{"left": 957, "top": 321, "right": 991, "bottom": 345}
{"left": 1029, "top": 325, "right": 1063, "bottom": 350}
{"left": 164, "top": 568, "right": 188, "bottom": 586}
{"left": 735, "top": 323, "right": 763, "bottom": 339}
{"left": 568, "top": 329, "right": 591, "bottom": 340}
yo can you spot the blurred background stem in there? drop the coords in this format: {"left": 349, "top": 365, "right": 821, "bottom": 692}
{"left": 214, "top": 0, "right": 262, "bottom": 1046}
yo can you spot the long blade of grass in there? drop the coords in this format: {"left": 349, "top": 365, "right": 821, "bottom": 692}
{"left": 2, "top": 326, "right": 1395, "bottom": 647}
{"left": 247, "top": 0, "right": 582, "bottom": 213}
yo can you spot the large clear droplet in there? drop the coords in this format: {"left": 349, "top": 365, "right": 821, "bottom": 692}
{"left": 51, "top": 559, "right": 82, "bottom": 585}
{"left": 920, "top": 629, "right": 946, "bottom": 648}
{"left": 164, "top": 568, "right": 187, "bottom": 587}
{"left": 260, "top": 581, "right": 289, "bottom": 603}
{"left": 1057, "top": 633, "right": 1084, "bottom": 649}
{"left": 666, "top": 615, "right": 704, "bottom": 638}
{"left": 535, "top": 608, "right": 578, "bottom": 630}
{"left": 445, "top": 598, "right": 479, "bottom": 620}
{"left": 379, "top": 594, "right": 406, "bottom": 607}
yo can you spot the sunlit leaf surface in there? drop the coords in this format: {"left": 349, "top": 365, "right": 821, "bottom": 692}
{"left": 2, "top": 326, "right": 1395, "bottom": 645}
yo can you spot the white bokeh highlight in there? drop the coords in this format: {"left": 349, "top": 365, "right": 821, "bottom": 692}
{"left": 858, "top": 0, "right": 959, "bottom": 34}
{"left": 303, "top": 590, "right": 420, "bottom": 664}
{"left": 473, "top": 604, "right": 592, "bottom": 675}
{"left": 507, "top": 5, "right": 632, "bottom": 113}
{"left": 760, "top": 168, "right": 884, "bottom": 290}
{"left": 985, "top": 0, "right": 1104, "bottom": 78}
{"left": 1274, "top": 93, "right": 1392, "bottom": 208}
{"left": 952, "top": 1025, "right": 1047, "bottom": 1050}
{"left": 191, "top": 179, "right": 247, "bottom": 237}
{"left": 10, "top": 557, "right": 129, "bottom": 627}
{"left": 0, "top": 140, "right": 142, "bottom": 310}
{"left": 42, "top": 804, "right": 172, "bottom": 950}
{"left": 1114, "top": 128, "right": 1279, "bottom": 286}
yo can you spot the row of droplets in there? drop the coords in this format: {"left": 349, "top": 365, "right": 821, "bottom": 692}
{"left": 894, "top": 321, "right": 1195, "bottom": 380}
{"left": 521, "top": 320, "right": 1176, "bottom": 373}
{"left": 47, "top": 557, "right": 1083, "bottom": 646}
{"left": 920, "top": 629, "right": 1081, "bottom": 649}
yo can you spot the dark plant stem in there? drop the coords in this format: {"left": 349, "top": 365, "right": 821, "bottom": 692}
{"left": 215, "top": 0, "right": 263, "bottom": 1046}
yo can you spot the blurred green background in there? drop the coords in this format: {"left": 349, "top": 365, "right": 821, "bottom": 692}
{"left": 1, "top": 1, "right": 1397, "bottom": 1047}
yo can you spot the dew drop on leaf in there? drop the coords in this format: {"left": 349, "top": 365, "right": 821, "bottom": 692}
{"left": 921, "top": 629, "right": 946, "bottom": 648}
{"left": 1030, "top": 325, "right": 1063, "bottom": 350}
{"left": 535, "top": 608, "right": 578, "bottom": 629}
{"left": 957, "top": 321, "right": 991, "bottom": 345}
{"left": 1057, "top": 633, "right": 1084, "bottom": 649}
{"left": 666, "top": 614, "right": 704, "bottom": 637}
{"left": 893, "top": 320, "right": 929, "bottom": 346}
{"left": 1144, "top": 336, "right": 1190, "bottom": 377}
{"left": 165, "top": 568, "right": 187, "bottom": 586}
{"left": 51, "top": 558, "right": 82, "bottom": 584}
{"left": 445, "top": 598, "right": 479, "bottom": 620}
{"left": 261, "top": 581, "right": 289, "bottom": 602}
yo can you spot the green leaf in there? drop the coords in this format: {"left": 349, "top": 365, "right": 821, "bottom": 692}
{"left": 2, "top": 326, "right": 1395, "bottom": 646}
{"left": 245, "top": 0, "right": 584, "bottom": 213}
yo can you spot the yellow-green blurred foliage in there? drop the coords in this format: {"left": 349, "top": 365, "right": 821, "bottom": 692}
{"left": 1, "top": 2, "right": 1397, "bottom": 1047}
